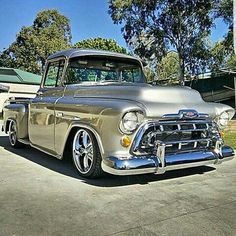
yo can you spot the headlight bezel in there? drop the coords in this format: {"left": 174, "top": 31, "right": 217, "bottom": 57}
{"left": 120, "top": 111, "right": 144, "bottom": 134}
{"left": 217, "top": 111, "right": 230, "bottom": 129}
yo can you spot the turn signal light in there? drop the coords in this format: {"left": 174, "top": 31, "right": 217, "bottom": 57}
{"left": 121, "top": 135, "right": 131, "bottom": 147}
{"left": 219, "top": 130, "right": 225, "bottom": 138}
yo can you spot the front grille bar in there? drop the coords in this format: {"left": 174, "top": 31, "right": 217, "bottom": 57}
{"left": 158, "top": 122, "right": 210, "bottom": 132}
{"left": 164, "top": 138, "right": 211, "bottom": 146}
{"left": 155, "top": 137, "right": 223, "bottom": 174}
{"left": 132, "top": 119, "right": 218, "bottom": 156}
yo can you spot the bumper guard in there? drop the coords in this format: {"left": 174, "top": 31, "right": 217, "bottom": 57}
{"left": 101, "top": 144, "right": 235, "bottom": 176}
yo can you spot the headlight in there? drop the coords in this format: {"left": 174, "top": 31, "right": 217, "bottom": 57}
{"left": 218, "top": 111, "right": 230, "bottom": 127}
{"left": 120, "top": 111, "right": 144, "bottom": 134}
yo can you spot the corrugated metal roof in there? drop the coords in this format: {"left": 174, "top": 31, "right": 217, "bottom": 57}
{"left": 0, "top": 67, "right": 41, "bottom": 84}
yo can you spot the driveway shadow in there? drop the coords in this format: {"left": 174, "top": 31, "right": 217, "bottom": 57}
{"left": 0, "top": 135, "right": 216, "bottom": 187}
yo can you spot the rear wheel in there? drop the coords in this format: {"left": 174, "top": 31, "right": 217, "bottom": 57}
{"left": 8, "top": 120, "right": 23, "bottom": 148}
{"left": 72, "top": 129, "right": 103, "bottom": 178}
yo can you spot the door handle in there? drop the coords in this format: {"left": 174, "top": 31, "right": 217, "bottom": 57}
{"left": 56, "top": 112, "right": 64, "bottom": 118}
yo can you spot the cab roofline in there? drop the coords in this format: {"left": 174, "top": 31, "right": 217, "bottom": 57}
{"left": 47, "top": 48, "right": 143, "bottom": 64}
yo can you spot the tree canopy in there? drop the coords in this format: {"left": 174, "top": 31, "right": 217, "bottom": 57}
{"left": 157, "top": 52, "right": 179, "bottom": 82}
{"left": 74, "top": 37, "right": 127, "bottom": 54}
{"left": 0, "top": 9, "right": 72, "bottom": 74}
{"left": 216, "top": 0, "right": 233, "bottom": 49}
{"left": 109, "top": 0, "right": 215, "bottom": 84}
{"left": 209, "top": 0, "right": 235, "bottom": 72}
{"left": 0, "top": 3, "right": 234, "bottom": 79}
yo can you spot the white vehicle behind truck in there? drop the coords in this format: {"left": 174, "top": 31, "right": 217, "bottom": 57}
{"left": 0, "top": 67, "right": 41, "bottom": 113}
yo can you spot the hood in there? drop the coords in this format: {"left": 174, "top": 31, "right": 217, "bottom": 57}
{"left": 73, "top": 83, "right": 235, "bottom": 119}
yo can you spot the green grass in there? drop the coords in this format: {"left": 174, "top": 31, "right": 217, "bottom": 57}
{"left": 224, "top": 131, "right": 236, "bottom": 150}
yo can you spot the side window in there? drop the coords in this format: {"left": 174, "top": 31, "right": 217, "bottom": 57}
{"left": 122, "top": 68, "right": 142, "bottom": 83}
{"left": 44, "top": 60, "right": 65, "bottom": 87}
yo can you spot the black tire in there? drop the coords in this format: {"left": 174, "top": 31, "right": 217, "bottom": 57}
{"left": 72, "top": 128, "right": 104, "bottom": 178}
{"left": 8, "top": 120, "right": 24, "bottom": 148}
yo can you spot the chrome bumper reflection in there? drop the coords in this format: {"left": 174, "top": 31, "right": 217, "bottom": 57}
{"left": 101, "top": 146, "right": 235, "bottom": 176}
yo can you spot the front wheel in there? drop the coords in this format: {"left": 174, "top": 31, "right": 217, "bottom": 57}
{"left": 72, "top": 129, "right": 103, "bottom": 178}
{"left": 8, "top": 120, "right": 23, "bottom": 148}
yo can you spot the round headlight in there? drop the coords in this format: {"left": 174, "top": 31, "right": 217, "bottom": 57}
{"left": 218, "top": 111, "right": 230, "bottom": 127}
{"left": 120, "top": 111, "right": 144, "bottom": 133}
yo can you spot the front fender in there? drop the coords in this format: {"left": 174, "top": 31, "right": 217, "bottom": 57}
{"left": 55, "top": 97, "right": 145, "bottom": 159}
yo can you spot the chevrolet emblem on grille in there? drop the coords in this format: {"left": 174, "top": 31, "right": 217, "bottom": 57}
{"left": 162, "top": 109, "right": 208, "bottom": 120}
{"left": 181, "top": 110, "right": 199, "bottom": 119}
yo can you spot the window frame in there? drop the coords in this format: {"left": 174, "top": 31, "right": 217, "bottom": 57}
{"left": 41, "top": 57, "right": 66, "bottom": 88}
{"left": 64, "top": 56, "right": 145, "bottom": 85}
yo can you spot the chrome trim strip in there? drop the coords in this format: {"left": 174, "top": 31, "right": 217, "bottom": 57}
{"left": 164, "top": 160, "right": 217, "bottom": 171}
{"left": 55, "top": 112, "right": 80, "bottom": 121}
{"left": 102, "top": 156, "right": 235, "bottom": 176}
{"left": 140, "top": 128, "right": 211, "bottom": 133}
{"left": 158, "top": 120, "right": 212, "bottom": 124}
{"left": 162, "top": 110, "right": 209, "bottom": 120}
{"left": 101, "top": 162, "right": 156, "bottom": 176}
{"left": 164, "top": 138, "right": 211, "bottom": 145}
{"left": 101, "top": 146, "right": 235, "bottom": 176}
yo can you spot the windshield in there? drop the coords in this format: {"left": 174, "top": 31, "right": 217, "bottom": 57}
{"left": 65, "top": 57, "right": 145, "bottom": 84}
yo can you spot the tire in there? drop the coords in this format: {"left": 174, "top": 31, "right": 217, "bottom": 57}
{"left": 8, "top": 120, "right": 24, "bottom": 148}
{"left": 72, "top": 128, "right": 103, "bottom": 178}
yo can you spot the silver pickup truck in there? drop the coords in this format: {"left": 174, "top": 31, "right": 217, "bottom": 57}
{"left": 2, "top": 49, "right": 235, "bottom": 178}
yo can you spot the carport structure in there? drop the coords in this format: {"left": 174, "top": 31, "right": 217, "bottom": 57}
{"left": 0, "top": 67, "right": 41, "bottom": 112}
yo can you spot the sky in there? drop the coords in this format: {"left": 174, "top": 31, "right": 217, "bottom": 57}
{"left": 0, "top": 0, "right": 229, "bottom": 52}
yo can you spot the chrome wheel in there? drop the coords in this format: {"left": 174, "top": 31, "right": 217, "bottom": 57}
{"left": 9, "top": 120, "right": 17, "bottom": 146}
{"left": 72, "top": 129, "right": 94, "bottom": 174}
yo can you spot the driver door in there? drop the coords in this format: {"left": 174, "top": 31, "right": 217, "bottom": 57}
{"left": 29, "top": 59, "right": 65, "bottom": 154}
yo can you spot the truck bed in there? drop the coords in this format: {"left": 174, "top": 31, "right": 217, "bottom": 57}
{"left": 2, "top": 98, "right": 31, "bottom": 140}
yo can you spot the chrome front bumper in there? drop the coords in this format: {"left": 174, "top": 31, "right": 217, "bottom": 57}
{"left": 101, "top": 146, "right": 235, "bottom": 176}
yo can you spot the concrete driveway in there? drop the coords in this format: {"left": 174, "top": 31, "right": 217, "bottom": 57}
{"left": 0, "top": 122, "right": 236, "bottom": 236}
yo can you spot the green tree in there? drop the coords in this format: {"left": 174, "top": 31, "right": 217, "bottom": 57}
{"left": 0, "top": 9, "right": 71, "bottom": 74}
{"left": 210, "top": 40, "right": 236, "bottom": 72}
{"left": 210, "top": 41, "right": 228, "bottom": 71}
{"left": 109, "top": 0, "right": 215, "bottom": 84}
{"left": 74, "top": 37, "right": 127, "bottom": 54}
{"left": 157, "top": 52, "right": 179, "bottom": 82}
{"left": 216, "top": 0, "right": 233, "bottom": 50}
{"left": 143, "top": 66, "right": 155, "bottom": 83}
{"left": 210, "top": 0, "right": 235, "bottom": 71}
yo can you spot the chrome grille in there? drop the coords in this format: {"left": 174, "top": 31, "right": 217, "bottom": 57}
{"left": 132, "top": 120, "right": 218, "bottom": 155}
